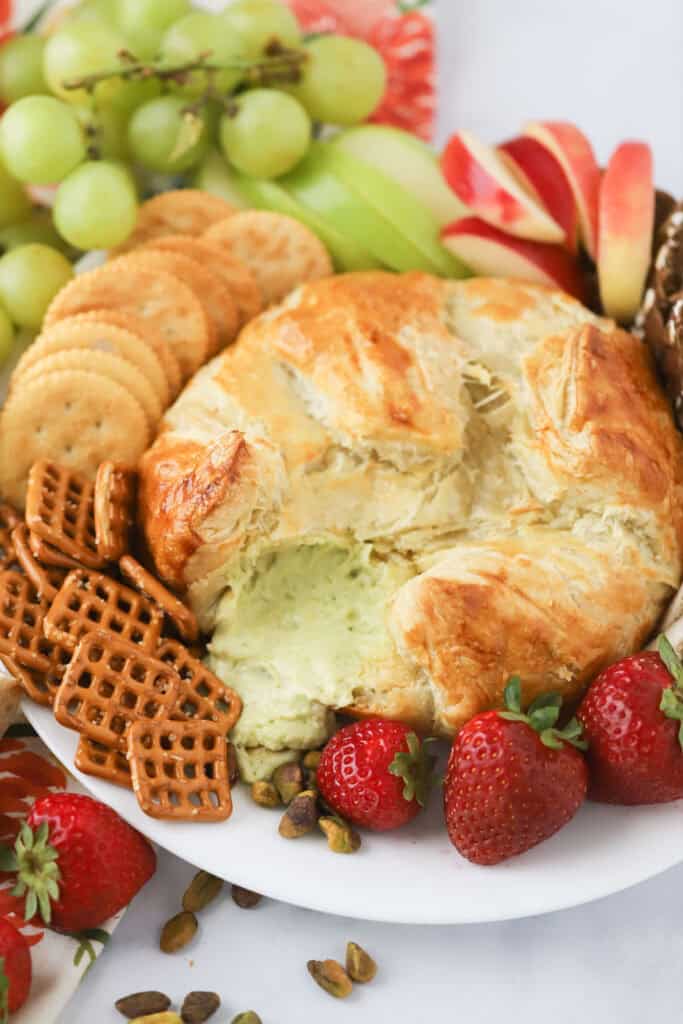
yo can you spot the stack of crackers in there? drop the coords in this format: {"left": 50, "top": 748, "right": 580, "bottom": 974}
{"left": 0, "top": 457, "right": 242, "bottom": 824}
{"left": 0, "top": 189, "right": 333, "bottom": 509}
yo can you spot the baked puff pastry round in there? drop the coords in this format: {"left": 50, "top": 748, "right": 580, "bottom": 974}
{"left": 139, "top": 274, "right": 683, "bottom": 771}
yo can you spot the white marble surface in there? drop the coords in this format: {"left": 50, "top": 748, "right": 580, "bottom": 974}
{"left": 58, "top": 1, "right": 683, "bottom": 1022}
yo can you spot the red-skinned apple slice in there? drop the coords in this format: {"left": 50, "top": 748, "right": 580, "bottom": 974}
{"left": 498, "top": 136, "right": 578, "bottom": 252}
{"left": 523, "top": 121, "right": 601, "bottom": 258}
{"left": 441, "top": 131, "right": 564, "bottom": 243}
{"left": 442, "top": 216, "right": 586, "bottom": 300}
{"left": 597, "top": 141, "right": 654, "bottom": 323}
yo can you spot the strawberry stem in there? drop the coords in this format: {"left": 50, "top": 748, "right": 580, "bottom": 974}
{"left": 499, "top": 677, "right": 587, "bottom": 751}
{"left": 10, "top": 821, "right": 61, "bottom": 926}
{"left": 657, "top": 635, "right": 683, "bottom": 749}
{"left": 388, "top": 733, "right": 436, "bottom": 807}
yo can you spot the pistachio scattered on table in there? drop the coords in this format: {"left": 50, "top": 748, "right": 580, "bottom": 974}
{"left": 272, "top": 760, "right": 304, "bottom": 804}
{"left": 251, "top": 780, "right": 280, "bottom": 808}
{"left": 160, "top": 911, "right": 198, "bottom": 954}
{"left": 115, "top": 992, "right": 172, "bottom": 1018}
{"left": 180, "top": 991, "right": 221, "bottom": 1024}
{"left": 182, "top": 871, "right": 223, "bottom": 914}
{"left": 346, "top": 942, "right": 377, "bottom": 983}
{"left": 307, "top": 958, "right": 353, "bottom": 999}
{"left": 231, "top": 884, "right": 263, "bottom": 909}
{"left": 231, "top": 1013, "right": 262, "bottom": 1024}
{"left": 129, "top": 1014, "right": 182, "bottom": 1024}
{"left": 279, "top": 789, "right": 319, "bottom": 838}
{"left": 319, "top": 816, "right": 362, "bottom": 853}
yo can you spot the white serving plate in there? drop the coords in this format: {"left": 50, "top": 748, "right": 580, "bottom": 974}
{"left": 13, "top": 0, "right": 683, "bottom": 933}
{"left": 24, "top": 701, "right": 683, "bottom": 925}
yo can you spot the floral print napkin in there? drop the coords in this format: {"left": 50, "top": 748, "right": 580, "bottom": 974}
{"left": 1, "top": 725, "right": 125, "bottom": 1024}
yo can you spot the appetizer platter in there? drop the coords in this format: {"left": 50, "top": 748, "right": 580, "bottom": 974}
{"left": 1, "top": 0, "right": 683, "bottom": 930}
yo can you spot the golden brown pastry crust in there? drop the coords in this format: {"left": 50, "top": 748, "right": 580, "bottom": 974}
{"left": 139, "top": 273, "right": 683, "bottom": 736}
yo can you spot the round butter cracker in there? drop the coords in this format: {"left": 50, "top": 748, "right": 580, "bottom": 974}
{"left": 12, "top": 315, "right": 171, "bottom": 409}
{"left": 143, "top": 235, "right": 263, "bottom": 327}
{"left": 43, "top": 262, "right": 211, "bottom": 382}
{"left": 73, "top": 309, "right": 182, "bottom": 400}
{"left": 204, "top": 211, "right": 333, "bottom": 306}
{"left": 114, "top": 250, "right": 238, "bottom": 355}
{"left": 19, "top": 350, "right": 163, "bottom": 433}
{"left": 0, "top": 370, "right": 149, "bottom": 509}
{"left": 113, "top": 189, "right": 237, "bottom": 255}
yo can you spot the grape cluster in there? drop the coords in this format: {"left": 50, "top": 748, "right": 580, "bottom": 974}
{"left": 0, "top": 0, "right": 387, "bottom": 349}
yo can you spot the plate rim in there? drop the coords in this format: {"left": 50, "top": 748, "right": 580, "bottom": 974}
{"left": 24, "top": 700, "right": 683, "bottom": 926}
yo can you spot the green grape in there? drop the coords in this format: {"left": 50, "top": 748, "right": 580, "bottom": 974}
{"left": 77, "top": 105, "right": 129, "bottom": 160}
{"left": 108, "top": 76, "right": 162, "bottom": 117}
{"left": 193, "top": 148, "right": 249, "bottom": 207}
{"left": 0, "top": 157, "right": 32, "bottom": 228}
{"left": 291, "top": 35, "right": 387, "bottom": 126}
{"left": 0, "top": 34, "right": 49, "bottom": 104}
{"left": 119, "top": 0, "right": 192, "bottom": 61}
{"left": 201, "top": 99, "right": 222, "bottom": 142}
{"left": 160, "top": 13, "right": 247, "bottom": 97}
{"left": 0, "top": 209, "right": 65, "bottom": 255}
{"left": 0, "top": 244, "right": 73, "bottom": 329}
{"left": 43, "top": 19, "right": 129, "bottom": 106}
{"left": 222, "top": 0, "right": 301, "bottom": 57}
{"left": 65, "top": 0, "right": 122, "bottom": 27}
{"left": 0, "top": 97, "right": 86, "bottom": 185}
{"left": 219, "top": 88, "right": 310, "bottom": 178}
{"left": 128, "top": 95, "right": 209, "bottom": 173}
{"left": 54, "top": 160, "right": 138, "bottom": 250}
{"left": 0, "top": 303, "right": 15, "bottom": 366}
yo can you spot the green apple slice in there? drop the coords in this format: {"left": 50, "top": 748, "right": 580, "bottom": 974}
{"left": 317, "top": 143, "right": 466, "bottom": 277}
{"left": 192, "top": 148, "right": 249, "bottom": 208}
{"left": 234, "top": 170, "right": 379, "bottom": 272}
{"left": 282, "top": 144, "right": 465, "bottom": 276}
{"left": 331, "top": 124, "right": 469, "bottom": 227}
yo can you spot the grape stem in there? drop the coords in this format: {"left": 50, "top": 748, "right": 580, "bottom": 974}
{"left": 61, "top": 48, "right": 307, "bottom": 94}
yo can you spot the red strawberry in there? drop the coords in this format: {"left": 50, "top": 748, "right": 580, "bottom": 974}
{"left": 0, "top": 917, "right": 31, "bottom": 1020}
{"left": 578, "top": 636, "right": 683, "bottom": 804}
{"left": 444, "top": 679, "right": 588, "bottom": 865}
{"left": 317, "top": 719, "right": 435, "bottom": 831}
{"left": 1, "top": 794, "right": 156, "bottom": 933}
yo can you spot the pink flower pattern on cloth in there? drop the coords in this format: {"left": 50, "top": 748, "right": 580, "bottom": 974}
{"left": 286, "top": 0, "right": 436, "bottom": 140}
{"left": 0, "top": 730, "right": 126, "bottom": 1024}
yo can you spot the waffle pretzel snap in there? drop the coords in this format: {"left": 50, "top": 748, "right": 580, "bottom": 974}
{"left": 158, "top": 639, "right": 242, "bottom": 732}
{"left": 128, "top": 718, "right": 233, "bottom": 822}
{"left": 54, "top": 631, "right": 180, "bottom": 750}
{"left": 119, "top": 555, "right": 199, "bottom": 645}
{"left": 0, "top": 503, "right": 20, "bottom": 570}
{"left": 5, "top": 454, "right": 242, "bottom": 821}
{"left": 74, "top": 736, "right": 134, "bottom": 790}
{"left": 0, "top": 569, "right": 71, "bottom": 705}
{"left": 25, "top": 460, "right": 106, "bottom": 570}
{"left": 94, "top": 462, "right": 136, "bottom": 562}
{"left": 44, "top": 568, "right": 164, "bottom": 652}
{"left": 12, "top": 523, "right": 67, "bottom": 601}
{"left": 28, "top": 530, "right": 82, "bottom": 571}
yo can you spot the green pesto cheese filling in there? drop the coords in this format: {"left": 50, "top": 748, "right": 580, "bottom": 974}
{"left": 208, "top": 541, "right": 412, "bottom": 763}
